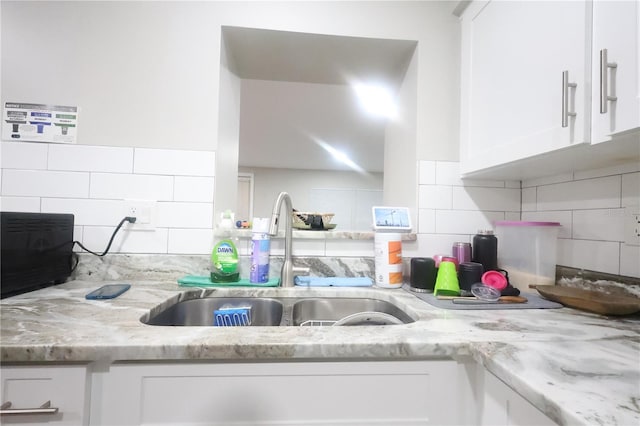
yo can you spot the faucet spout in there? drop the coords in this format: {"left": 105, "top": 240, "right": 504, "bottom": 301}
{"left": 269, "top": 192, "right": 308, "bottom": 287}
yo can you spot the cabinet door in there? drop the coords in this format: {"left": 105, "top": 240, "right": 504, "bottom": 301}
{"left": 591, "top": 0, "right": 640, "bottom": 143}
{"left": 92, "top": 360, "right": 474, "bottom": 426}
{"left": 460, "top": 0, "right": 591, "bottom": 175}
{"left": 0, "top": 365, "right": 90, "bottom": 425}
{"left": 478, "top": 368, "right": 556, "bottom": 426}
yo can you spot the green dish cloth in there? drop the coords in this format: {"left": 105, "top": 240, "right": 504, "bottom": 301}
{"left": 178, "top": 275, "right": 280, "bottom": 287}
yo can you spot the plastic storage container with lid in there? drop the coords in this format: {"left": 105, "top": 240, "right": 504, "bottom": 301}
{"left": 494, "top": 221, "right": 561, "bottom": 292}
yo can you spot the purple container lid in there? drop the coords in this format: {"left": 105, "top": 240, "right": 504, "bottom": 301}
{"left": 494, "top": 221, "right": 561, "bottom": 227}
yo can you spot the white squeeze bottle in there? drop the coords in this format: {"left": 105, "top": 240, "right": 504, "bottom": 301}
{"left": 250, "top": 218, "right": 271, "bottom": 283}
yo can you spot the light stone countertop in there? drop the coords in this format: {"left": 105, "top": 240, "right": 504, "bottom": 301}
{"left": 1, "top": 280, "right": 639, "bottom": 425}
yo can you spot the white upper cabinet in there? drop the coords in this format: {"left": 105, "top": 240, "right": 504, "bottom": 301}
{"left": 460, "top": 0, "right": 640, "bottom": 180}
{"left": 591, "top": 0, "right": 640, "bottom": 143}
{"left": 460, "top": 0, "right": 591, "bottom": 176}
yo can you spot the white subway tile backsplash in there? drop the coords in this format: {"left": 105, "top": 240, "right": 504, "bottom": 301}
{"left": 418, "top": 209, "right": 436, "bottom": 234}
{"left": 1, "top": 141, "right": 48, "bottom": 170}
{"left": 134, "top": 148, "right": 215, "bottom": 177}
{"left": 437, "top": 160, "right": 504, "bottom": 187}
{"left": 557, "top": 239, "right": 620, "bottom": 275}
{"left": 73, "top": 226, "right": 83, "bottom": 247}
{"left": 621, "top": 172, "right": 640, "bottom": 208}
{"left": 409, "top": 233, "right": 468, "bottom": 258}
{"left": 325, "top": 239, "right": 373, "bottom": 257}
{"left": 0, "top": 196, "right": 41, "bottom": 212}
{"left": 435, "top": 210, "right": 504, "bottom": 235}
{"left": 48, "top": 144, "right": 133, "bottom": 173}
{"left": 504, "top": 212, "right": 520, "bottom": 221}
{"left": 42, "top": 198, "right": 128, "bottom": 226}
{"left": 1, "top": 145, "right": 637, "bottom": 278}
{"left": 521, "top": 210, "right": 572, "bottom": 239}
{"left": 521, "top": 187, "right": 536, "bottom": 212}
{"left": 536, "top": 175, "right": 621, "bottom": 211}
{"left": 90, "top": 173, "right": 174, "bottom": 201}
{"left": 435, "top": 161, "right": 461, "bottom": 185}
{"left": 272, "top": 238, "right": 325, "bottom": 257}
{"left": 572, "top": 209, "right": 625, "bottom": 242}
{"left": 418, "top": 185, "right": 452, "bottom": 209}
{"left": 82, "top": 226, "right": 169, "bottom": 254}
{"left": 157, "top": 202, "right": 214, "bottom": 229}
{"left": 418, "top": 161, "right": 436, "bottom": 185}
{"left": 174, "top": 176, "right": 215, "bottom": 202}
{"left": 620, "top": 244, "right": 640, "bottom": 278}
{"left": 452, "top": 186, "right": 520, "bottom": 212}
{"left": 168, "top": 229, "right": 214, "bottom": 255}
{"left": 2, "top": 169, "right": 89, "bottom": 198}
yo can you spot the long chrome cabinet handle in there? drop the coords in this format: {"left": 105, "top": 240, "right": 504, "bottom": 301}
{"left": 0, "top": 400, "right": 59, "bottom": 415}
{"left": 600, "top": 48, "right": 618, "bottom": 113}
{"left": 562, "top": 70, "right": 577, "bottom": 127}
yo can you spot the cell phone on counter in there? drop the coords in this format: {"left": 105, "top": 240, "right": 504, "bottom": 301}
{"left": 85, "top": 284, "right": 131, "bottom": 300}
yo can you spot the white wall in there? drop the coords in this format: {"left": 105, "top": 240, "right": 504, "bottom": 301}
{"left": 1, "top": 1, "right": 460, "bottom": 158}
{"left": 241, "top": 166, "right": 383, "bottom": 229}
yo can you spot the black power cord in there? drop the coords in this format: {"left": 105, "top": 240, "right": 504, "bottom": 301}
{"left": 72, "top": 216, "right": 137, "bottom": 257}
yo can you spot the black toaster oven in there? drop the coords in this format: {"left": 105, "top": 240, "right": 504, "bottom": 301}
{"left": 1, "top": 212, "right": 75, "bottom": 298}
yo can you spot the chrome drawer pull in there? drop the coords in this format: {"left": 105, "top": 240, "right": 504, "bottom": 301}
{"left": 562, "top": 70, "right": 577, "bottom": 128}
{"left": 0, "top": 400, "right": 59, "bottom": 415}
{"left": 600, "top": 48, "right": 618, "bottom": 114}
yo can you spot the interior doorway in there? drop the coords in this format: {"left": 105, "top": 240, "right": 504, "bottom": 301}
{"left": 237, "top": 172, "right": 254, "bottom": 222}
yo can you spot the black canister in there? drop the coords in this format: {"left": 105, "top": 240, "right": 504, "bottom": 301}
{"left": 409, "top": 257, "right": 437, "bottom": 292}
{"left": 472, "top": 230, "right": 498, "bottom": 272}
{"left": 458, "top": 262, "right": 484, "bottom": 292}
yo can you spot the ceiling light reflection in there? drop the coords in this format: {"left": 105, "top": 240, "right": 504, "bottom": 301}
{"left": 353, "top": 83, "right": 398, "bottom": 119}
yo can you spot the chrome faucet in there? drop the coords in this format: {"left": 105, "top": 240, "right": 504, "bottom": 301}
{"left": 269, "top": 192, "right": 309, "bottom": 287}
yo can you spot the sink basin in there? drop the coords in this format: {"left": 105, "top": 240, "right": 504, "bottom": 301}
{"left": 142, "top": 295, "right": 414, "bottom": 327}
{"left": 292, "top": 298, "right": 414, "bottom": 326}
{"left": 143, "top": 297, "right": 283, "bottom": 326}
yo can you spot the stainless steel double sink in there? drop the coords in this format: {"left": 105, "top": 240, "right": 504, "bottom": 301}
{"left": 142, "top": 296, "right": 415, "bottom": 327}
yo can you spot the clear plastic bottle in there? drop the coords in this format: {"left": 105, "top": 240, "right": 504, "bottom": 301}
{"left": 249, "top": 218, "right": 271, "bottom": 283}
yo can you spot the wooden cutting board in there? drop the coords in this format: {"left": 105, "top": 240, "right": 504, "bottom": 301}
{"left": 535, "top": 285, "right": 640, "bottom": 316}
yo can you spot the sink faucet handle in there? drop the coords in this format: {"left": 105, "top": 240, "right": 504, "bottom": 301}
{"left": 292, "top": 266, "right": 310, "bottom": 276}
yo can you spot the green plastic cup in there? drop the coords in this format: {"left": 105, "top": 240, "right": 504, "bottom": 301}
{"left": 434, "top": 261, "right": 460, "bottom": 297}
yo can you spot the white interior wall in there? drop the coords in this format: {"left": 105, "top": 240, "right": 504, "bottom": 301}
{"left": 1, "top": 1, "right": 461, "bottom": 223}
{"left": 216, "top": 32, "right": 242, "bottom": 227}
{"left": 1, "top": 1, "right": 460, "bottom": 157}
{"left": 240, "top": 166, "right": 383, "bottom": 220}
{"left": 384, "top": 47, "right": 419, "bottom": 223}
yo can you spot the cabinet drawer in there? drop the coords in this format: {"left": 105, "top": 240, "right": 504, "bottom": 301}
{"left": 1, "top": 364, "right": 90, "bottom": 425}
{"left": 95, "top": 360, "right": 474, "bottom": 426}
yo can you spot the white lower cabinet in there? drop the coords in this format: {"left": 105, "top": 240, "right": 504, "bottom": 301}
{"left": 90, "top": 360, "right": 477, "bottom": 426}
{"left": 475, "top": 367, "right": 555, "bottom": 426}
{"left": 0, "top": 364, "right": 91, "bottom": 425}
{"left": 1, "top": 360, "right": 557, "bottom": 426}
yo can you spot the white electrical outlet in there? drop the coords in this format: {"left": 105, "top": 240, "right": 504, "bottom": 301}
{"left": 124, "top": 200, "right": 157, "bottom": 231}
{"left": 624, "top": 207, "right": 640, "bottom": 246}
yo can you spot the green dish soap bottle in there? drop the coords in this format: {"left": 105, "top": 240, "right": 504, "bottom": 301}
{"left": 210, "top": 239, "right": 240, "bottom": 283}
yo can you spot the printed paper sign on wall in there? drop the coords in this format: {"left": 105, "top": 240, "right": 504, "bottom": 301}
{"left": 2, "top": 102, "right": 78, "bottom": 144}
